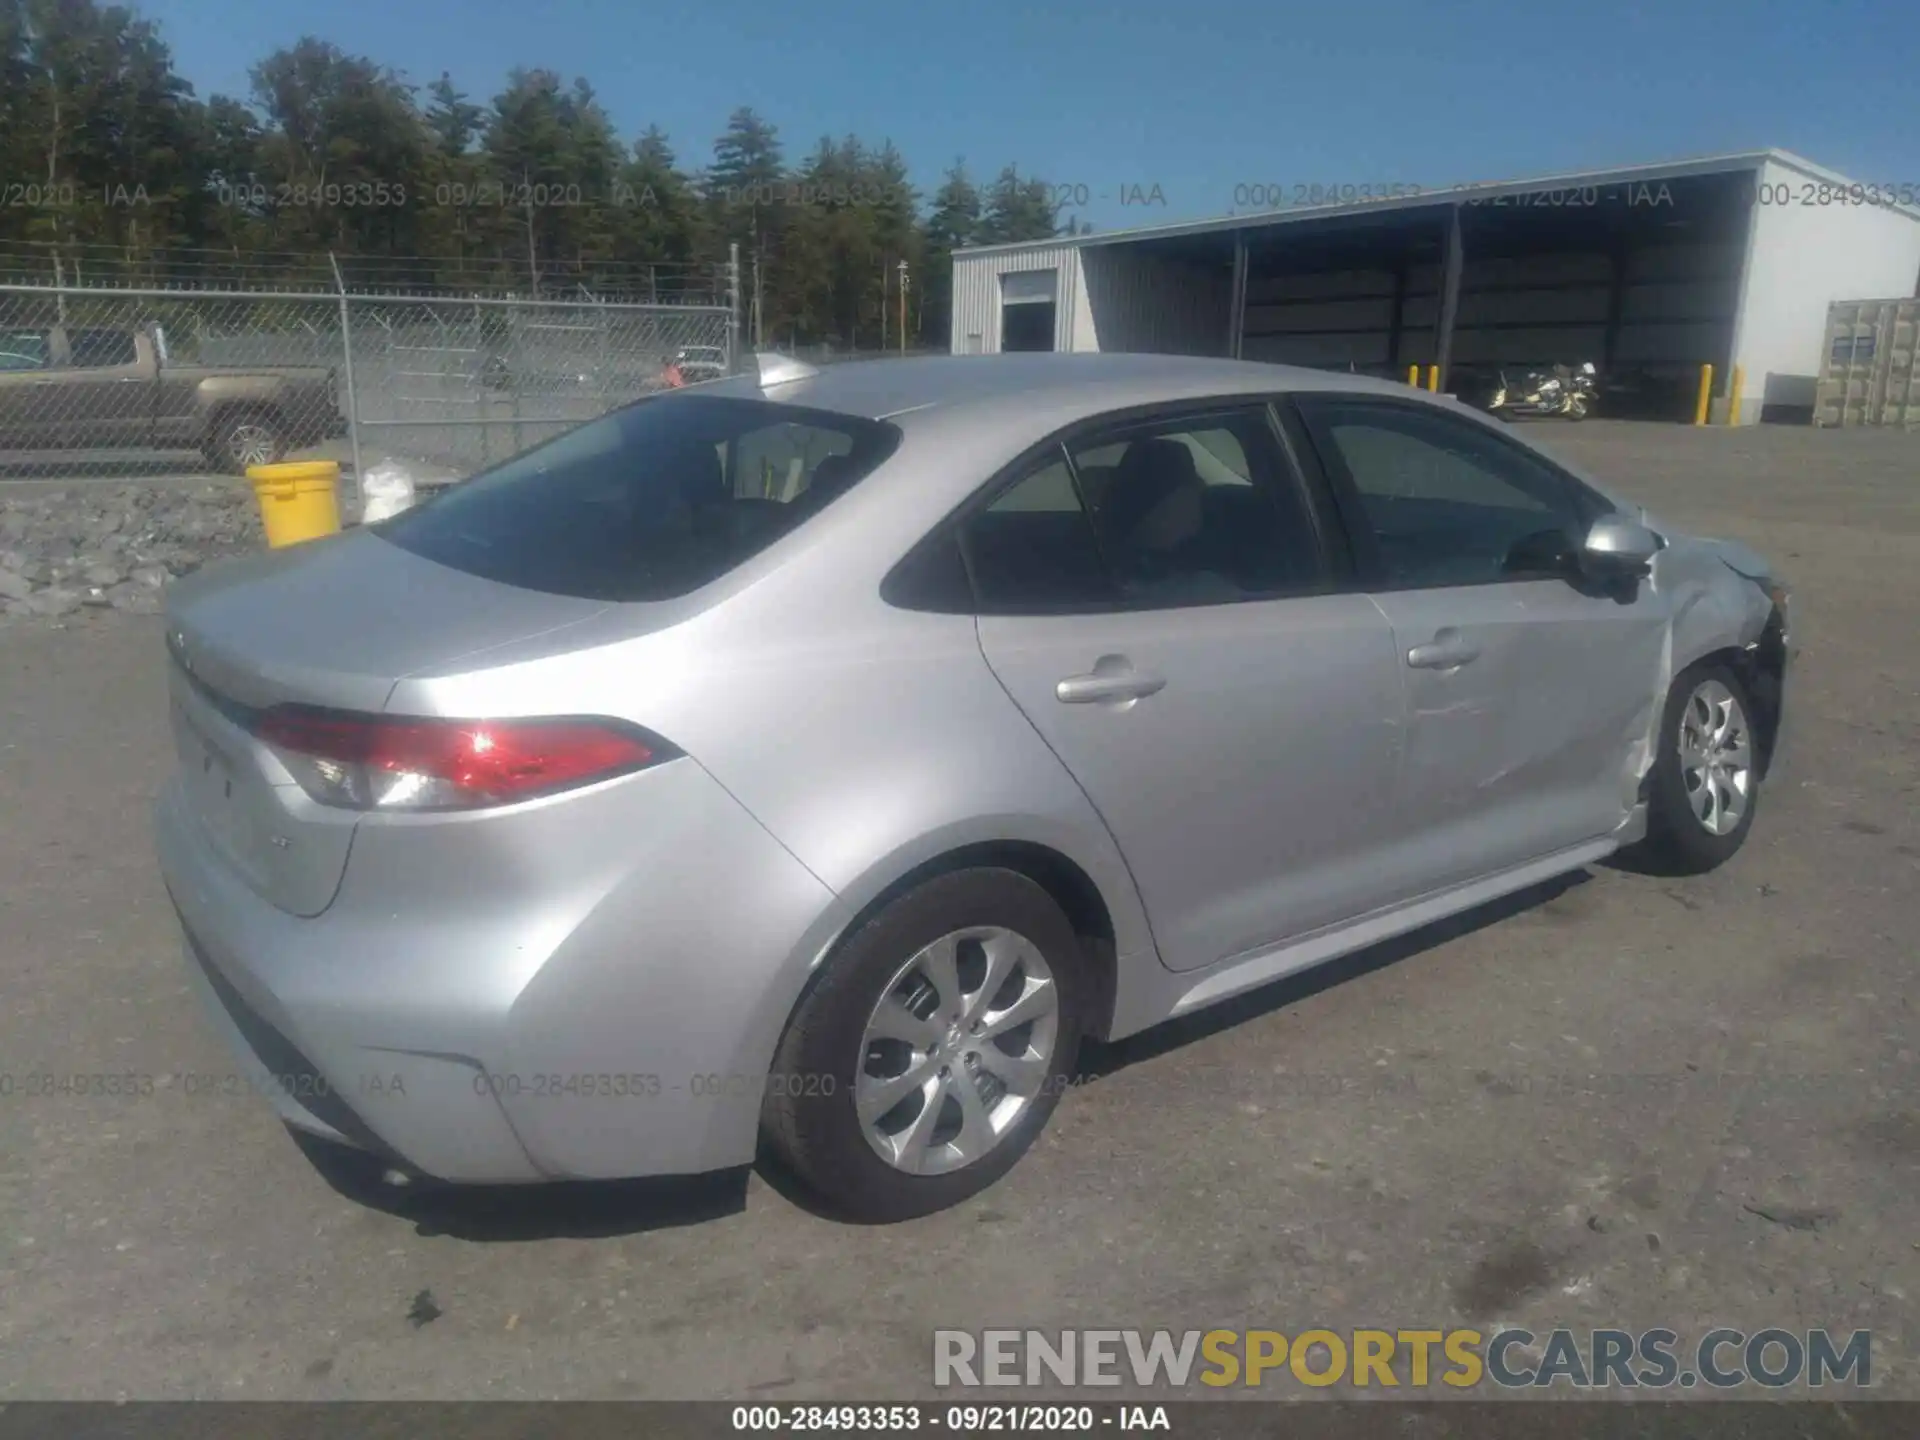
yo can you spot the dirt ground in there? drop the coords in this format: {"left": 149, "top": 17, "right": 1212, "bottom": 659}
{"left": 0, "top": 420, "right": 1914, "bottom": 1401}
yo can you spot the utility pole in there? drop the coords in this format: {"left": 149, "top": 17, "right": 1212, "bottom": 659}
{"left": 751, "top": 218, "right": 765, "bottom": 349}
{"left": 522, "top": 166, "right": 539, "bottom": 297}
{"left": 727, "top": 242, "right": 741, "bottom": 373}
{"left": 898, "top": 260, "right": 909, "bottom": 353}
{"left": 880, "top": 257, "right": 888, "bottom": 352}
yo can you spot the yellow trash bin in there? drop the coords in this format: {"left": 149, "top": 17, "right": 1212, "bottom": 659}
{"left": 246, "top": 460, "right": 342, "bottom": 549}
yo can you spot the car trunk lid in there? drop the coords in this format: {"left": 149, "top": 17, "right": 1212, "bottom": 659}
{"left": 163, "top": 530, "right": 610, "bottom": 916}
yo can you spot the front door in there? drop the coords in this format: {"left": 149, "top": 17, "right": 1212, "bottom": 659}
{"left": 1292, "top": 394, "right": 1668, "bottom": 892}
{"left": 967, "top": 404, "right": 1408, "bottom": 973}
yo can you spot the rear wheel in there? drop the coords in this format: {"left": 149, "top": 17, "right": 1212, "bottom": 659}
{"left": 1633, "top": 660, "right": 1761, "bottom": 874}
{"left": 210, "top": 410, "right": 287, "bottom": 473}
{"left": 761, "top": 868, "right": 1087, "bottom": 1222}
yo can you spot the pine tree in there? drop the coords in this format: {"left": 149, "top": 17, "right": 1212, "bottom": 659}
{"left": 3, "top": 0, "right": 202, "bottom": 277}
{"left": 248, "top": 37, "right": 432, "bottom": 257}
{"left": 424, "top": 73, "right": 482, "bottom": 158}
{"left": 918, "top": 159, "right": 983, "bottom": 347}
{"left": 978, "top": 164, "right": 1060, "bottom": 245}
{"left": 480, "top": 68, "right": 622, "bottom": 293}
{"left": 705, "top": 107, "right": 785, "bottom": 342}
{"left": 0, "top": 11, "right": 1074, "bottom": 321}
{"left": 613, "top": 125, "right": 706, "bottom": 296}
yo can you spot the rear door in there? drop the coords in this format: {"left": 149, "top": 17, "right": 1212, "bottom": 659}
{"left": 969, "top": 403, "right": 1408, "bottom": 973}
{"left": 1290, "top": 393, "right": 1668, "bottom": 891}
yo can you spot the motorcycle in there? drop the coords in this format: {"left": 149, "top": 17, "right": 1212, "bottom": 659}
{"left": 1488, "top": 361, "right": 1596, "bottom": 421}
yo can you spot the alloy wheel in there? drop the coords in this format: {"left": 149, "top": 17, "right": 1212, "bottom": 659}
{"left": 228, "top": 422, "right": 280, "bottom": 469}
{"left": 1678, "top": 678, "right": 1753, "bottom": 836}
{"left": 855, "top": 926, "right": 1059, "bottom": 1176}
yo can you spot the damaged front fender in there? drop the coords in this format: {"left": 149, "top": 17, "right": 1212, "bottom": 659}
{"left": 1658, "top": 535, "right": 1778, "bottom": 673}
{"left": 1647, "top": 532, "right": 1792, "bottom": 782}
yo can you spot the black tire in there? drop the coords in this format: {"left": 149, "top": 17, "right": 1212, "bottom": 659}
{"left": 209, "top": 409, "right": 287, "bottom": 474}
{"left": 761, "top": 868, "right": 1088, "bottom": 1223}
{"left": 1632, "top": 659, "right": 1761, "bottom": 875}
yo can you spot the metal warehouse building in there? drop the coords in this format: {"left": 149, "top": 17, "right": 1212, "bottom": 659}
{"left": 949, "top": 150, "right": 1920, "bottom": 423}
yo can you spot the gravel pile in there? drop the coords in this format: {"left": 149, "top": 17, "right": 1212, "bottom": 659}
{"left": 0, "top": 482, "right": 286, "bottom": 623}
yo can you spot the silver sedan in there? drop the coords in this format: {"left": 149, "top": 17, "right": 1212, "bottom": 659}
{"left": 155, "top": 353, "right": 1793, "bottom": 1221}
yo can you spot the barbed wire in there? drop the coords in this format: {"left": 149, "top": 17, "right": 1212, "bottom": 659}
{"left": 0, "top": 241, "right": 730, "bottom": 300}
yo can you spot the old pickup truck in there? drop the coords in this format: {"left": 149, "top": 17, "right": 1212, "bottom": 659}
{"left": 0, "top": 324, "right": 345, "bottom": 472}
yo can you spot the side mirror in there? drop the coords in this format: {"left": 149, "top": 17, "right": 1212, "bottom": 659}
{"left": 1581, "top": 516, "right": 1661, "bottom": 577}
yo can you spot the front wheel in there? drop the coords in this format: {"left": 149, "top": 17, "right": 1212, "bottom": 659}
{"left": 1631, "top": 660, "right": 1761, "bottom": 874}
{"left": 761, "top": 868, "right": 1088, "bottom": 1222}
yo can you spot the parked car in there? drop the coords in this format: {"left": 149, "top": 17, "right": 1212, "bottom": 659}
{"left": 155, "top": 353, "right": 1792, "bottom": 1221}
{"left": 673, "top": 345, "right": 729, "bottom": 382}
{"left": 480, "top": 352, "right": 669, "bottom": 400}
{"left": 0, "top": 324, "right": 344, "bottom": 472}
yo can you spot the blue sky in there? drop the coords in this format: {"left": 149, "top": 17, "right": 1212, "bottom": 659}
{"left": 139, "top": 0, "right": 1920, "bottom": 230}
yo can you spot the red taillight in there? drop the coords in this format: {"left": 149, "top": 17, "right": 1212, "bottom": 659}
{"left": 254, "top": 707, "right": 669, "bottom": 811}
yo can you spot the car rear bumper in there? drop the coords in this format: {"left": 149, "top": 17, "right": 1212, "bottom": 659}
{"left": 154, "top": 756, "right": 840, "bottom": 1184}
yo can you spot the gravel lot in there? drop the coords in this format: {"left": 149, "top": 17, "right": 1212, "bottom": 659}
{"left": 0, "top": 420, "right": 1915, "bottom": 1402}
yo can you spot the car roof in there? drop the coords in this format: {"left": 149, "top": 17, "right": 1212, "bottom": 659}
{"left": 700, "top": 352, "right": 1421, "bottom": 427}
{"left": 685, "top": 350, "right": 1647, "bottom": 524}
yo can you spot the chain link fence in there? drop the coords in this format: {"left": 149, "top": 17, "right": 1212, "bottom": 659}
{"left": 0, "top": 282, "right": 736, "bottom": 491}
{"left": 348, "top": 295, "right": 731, "bottom": 477}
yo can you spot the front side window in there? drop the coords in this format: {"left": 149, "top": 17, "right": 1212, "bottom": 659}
{"left": 1296, "top": 398, "right": 1593, "bottom": 588}
{"left": 377, "top": 395, "right": 899, "bottom": 601}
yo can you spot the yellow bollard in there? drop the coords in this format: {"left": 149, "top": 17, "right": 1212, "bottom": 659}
{"left": 246, "top": 460, "right": 342, "bottom": 548}
{"left": 1726, "top": 365, "right": 1745, "bottom": 426}
{"left": 1407, "top": 363, "right": 1420, "bottom": 386}
{"left": 1426, "top": 365, "right": 1440, "bottom": 392}
{"left": 1693, "top": 364, "right": 1714, "bottom": 425}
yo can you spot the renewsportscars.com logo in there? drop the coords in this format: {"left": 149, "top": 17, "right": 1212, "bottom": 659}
{"left": 933, "top": 1328, "right": 1872, "bottom": 1390}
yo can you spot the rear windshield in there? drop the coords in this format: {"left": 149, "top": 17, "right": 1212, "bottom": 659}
{"left": 376, "top": 395, "right": 900, "bottom": 601}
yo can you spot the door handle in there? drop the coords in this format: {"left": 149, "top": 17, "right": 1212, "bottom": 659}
{"left": 1406, "top": 632, "right": 1482, "bottom": 670}
{"left": 1056, "top": 666, "right": 1167, "bottom": 705}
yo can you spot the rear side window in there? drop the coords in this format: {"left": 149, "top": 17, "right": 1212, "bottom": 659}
{"left": 1069, "top": 413, "right": 1321, "bottom": 601}
{"left": 961, "top": 407, "right": 1325, "bottom": 612}
{"left": 68, "top": 329, "right": 138, "bottom": 367}
{"left": 964, "top": 454, "right": 1116, "bottom": 609}
{"left": 377, "top": 395, "right": 899, "bottom": 601}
